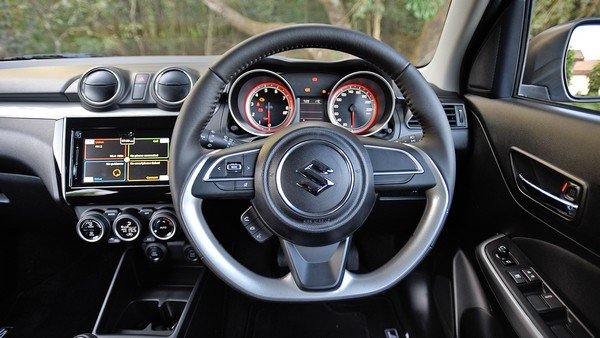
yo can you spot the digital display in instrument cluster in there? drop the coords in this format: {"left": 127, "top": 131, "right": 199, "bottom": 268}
{"left": 298, "top": 97, "right": 325, "bottom": 122}
{"left": 78, "top": 133, "right": 170, "bottom": 185}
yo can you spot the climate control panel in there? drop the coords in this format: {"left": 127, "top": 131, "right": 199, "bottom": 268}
{"left": 76, "top": 205, "right": 179, "bottom": 244}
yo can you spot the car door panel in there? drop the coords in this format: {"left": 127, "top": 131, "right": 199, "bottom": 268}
{"left": 465, "top": 95, "right": 600, "bottom": 255}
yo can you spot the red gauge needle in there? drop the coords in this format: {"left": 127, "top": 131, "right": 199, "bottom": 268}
{"left": 267, "top": 102, "right": 271, "bottom": 127}
{"left": 349, "top": 104, "right": 356, "bottom": 130}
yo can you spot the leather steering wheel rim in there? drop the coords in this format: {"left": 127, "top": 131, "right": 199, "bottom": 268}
{"left": 170, "top": 24, "right": 456, "bottom": 301}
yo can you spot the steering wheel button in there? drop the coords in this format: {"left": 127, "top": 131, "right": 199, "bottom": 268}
{"left": 226, "top": 162, "right": 242, "bottom": 172}
{"left": 241, "top": 207, "right": 258, "bottom": 226}
{"left": 225, "top": 155, "right": 243, "bottom": 175}
{"left": 210, "top": 160, "right": 227, "bottom": 178}
{"left": 245, "top": 222, "right": 261, "bottom": 235}
{"left": 235, "top": 180, "right": 253, "bottom": 190}
{"left": 243, "top": 153, "right": 257, "bottom": 177}
{"left": 253, "top": 228, "right": 273, "bottom": 243}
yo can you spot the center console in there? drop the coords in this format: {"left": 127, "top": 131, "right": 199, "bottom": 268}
{"left": 92, "top": 248, "right": 204, "bottom": 337}
{"left": 62, "top": 116, "right": 207, "bottom": 338}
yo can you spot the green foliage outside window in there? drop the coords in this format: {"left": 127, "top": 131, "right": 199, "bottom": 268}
{"left": 0, "top": 0, "right": 451, "bottom": 66}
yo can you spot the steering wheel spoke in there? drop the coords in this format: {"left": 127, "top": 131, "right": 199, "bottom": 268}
{"left": 191, "top": 140, "right": 264, "bottom": 199}
{"left": 281, "top": 237, "right": 351, "bottom": 290}
{"left": 362, "top": 138, "right": 437, "bottom": 193}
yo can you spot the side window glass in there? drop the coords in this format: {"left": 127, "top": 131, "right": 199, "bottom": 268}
{"left": 519, "top": 2, "right": 600, "bottom": 111}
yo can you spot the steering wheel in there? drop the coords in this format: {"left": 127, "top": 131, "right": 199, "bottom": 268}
{"left": 170, "top": 24, "right": 455, "bottom": 301}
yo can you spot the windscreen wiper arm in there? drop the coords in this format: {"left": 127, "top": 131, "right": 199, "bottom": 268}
{"left": 2, "top": 53, "right": 100, "bottom": 61}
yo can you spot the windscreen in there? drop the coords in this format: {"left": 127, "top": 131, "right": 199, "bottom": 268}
{"left": 0, "top": 0, "right": 451, "bottom": 66}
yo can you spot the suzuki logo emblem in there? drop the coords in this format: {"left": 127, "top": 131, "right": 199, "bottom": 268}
{"left": 296, "top": 160, "right": 334, "bottom": 196}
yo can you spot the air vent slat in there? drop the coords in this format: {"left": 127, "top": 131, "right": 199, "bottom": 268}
{"left": 406, "top": 103, "right": 466, "bottom": 129}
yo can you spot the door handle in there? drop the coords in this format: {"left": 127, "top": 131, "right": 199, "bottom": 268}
{"left": 518, "top": 174, "right": 578, "bottom": 218}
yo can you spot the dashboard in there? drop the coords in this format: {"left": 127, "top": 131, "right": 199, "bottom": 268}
{"left": 0, "top": 55, "right": 467, "bottom": 246}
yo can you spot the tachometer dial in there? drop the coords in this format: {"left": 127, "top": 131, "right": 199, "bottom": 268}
{"left": 328, "top": 83, "right": 378, "bottom": 134}
{"left": 245, "top": 82, "right": 294, "bottom": 133}
{"left": 229, "top": 69, "right": 297, "bottom": 136}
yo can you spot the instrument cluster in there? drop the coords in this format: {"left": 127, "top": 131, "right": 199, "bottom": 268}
{"left": 228, "top": 69, "right": 396, "bottom": 136}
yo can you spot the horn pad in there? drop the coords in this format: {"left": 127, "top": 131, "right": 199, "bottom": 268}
{"left": 252, "top": 122, "right": 376, "bottom": 247}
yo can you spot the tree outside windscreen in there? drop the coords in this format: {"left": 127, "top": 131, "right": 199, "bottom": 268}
{"left": 0, "top": 0, "right": 450, "bottom": 66}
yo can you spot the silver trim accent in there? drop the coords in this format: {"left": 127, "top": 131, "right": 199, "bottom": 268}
{"left": 0, "top": 102, "right": 178, "bottom": 119}
{"left": 326, "top": 71, "right": 396, "bottom": 136}
{"left": 476, "top": 234, "right": 544, "bottom": 337}
{"left": 364, "top": 144, "right": 425, "bottom": 175}
{"left": 202, "top": 149, "right": 259, "bottom": 182}
{"left": 179, "top": 143, "right": 450, "bottom": 301}
{"left": 518, "top": 174, "right": 578, "bottom": 210}
{"left": 149, "top": 211, "right": 178, "bottom": 241}
{"left": 228, "top": 69, "right": 297, "bottom": 136}
{"left": 54, "top": 119, "right": 67, "bottom": 203}
{"left": 53, "top": 119, "right": 65, "bottom": 177}
{"left": 65, "top": 189, "right": 119, "bottom": 197}
{"left": 112, "top": 214, "right": 142, "bottom": 242}
{"left": 152, "top": 67, "right": 194, "bottom": 106}
{"left": 79, "top": 67, "right": 123, "bottom": 107}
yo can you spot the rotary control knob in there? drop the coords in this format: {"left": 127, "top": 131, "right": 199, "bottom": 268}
{"left": 76, "top": 211, "right": 110, "bottom": 243}
{"left": 113, "top": 211, "right": 142, "bottom": 242}
{"left": 149, "top": 210, "right": 178, "bottom": 240}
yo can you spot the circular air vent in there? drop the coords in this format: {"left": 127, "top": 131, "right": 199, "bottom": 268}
{"left": 78, "top": 67, "right": 123, "bottom": 110}
{"left": 151, "top": 67, "right": 195, "bottom": 109}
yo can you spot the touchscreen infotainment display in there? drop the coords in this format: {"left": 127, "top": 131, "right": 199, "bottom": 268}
{"left": 70, "top": 129, "right": 171, "bottom": 187}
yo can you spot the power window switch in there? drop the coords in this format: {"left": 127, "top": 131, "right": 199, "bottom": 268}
{"left": 521, "top": 267, "right": 539, "bottom": 282}
{"left": 500, "top": 258, "right": 516, "bottom": 266}
{"left": 541, "top": 292, "right": 563, "bottom": 309}
{"left": 526, "top": 295, "right": 548, "bottom": 312}
{"left": 551, "top": 325, "right": 572, "bottom": 338}
{"left": 507, "top": 270, "right": 527, "bottom": 284}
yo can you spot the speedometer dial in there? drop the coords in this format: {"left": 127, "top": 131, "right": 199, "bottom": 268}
{"left": 327, "top": 71, "right": 396, "bottom": 136}
{"left": 245, "top": 82, "right": 294, "bottom": 133}
{"left": 328, "top": 84, "right": 378, "bottom": 134}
